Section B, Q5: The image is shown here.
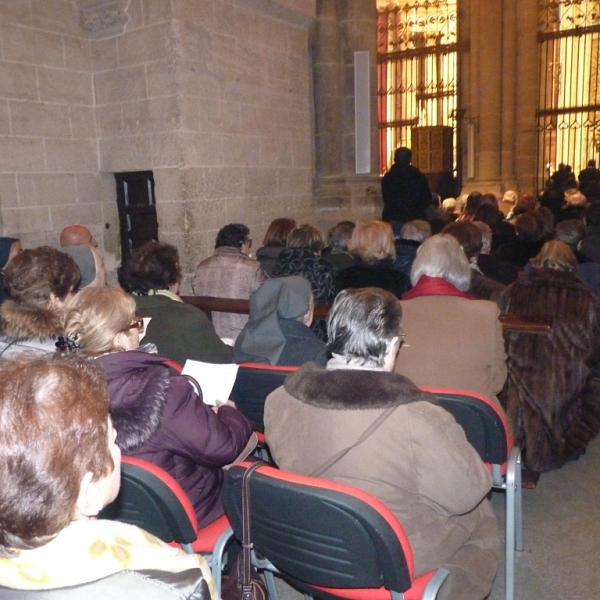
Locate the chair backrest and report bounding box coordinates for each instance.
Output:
[99,456,198,545]
[421,387,510,466]
[222,462,413,594]
[230,363,298,432]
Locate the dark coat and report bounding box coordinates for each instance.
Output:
[272,248,337,303]
[336,259,410,298]
[477,253,520,285]
[470,268,506,306]
[256,245,285,277]
[579,166,600,200]
[381,163,431,223]
[581,226,600,263]
[495,238,545,267]
[97,350,253,527]
[135,294,233,366]
[392,239,420,276]
[500,269,600,471]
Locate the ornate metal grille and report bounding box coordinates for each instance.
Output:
[537,0,600,188]
[377,0,458,175]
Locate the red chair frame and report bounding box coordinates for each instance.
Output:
[421,387,523,600]
[222,462,449,600]
[99,456,231,598]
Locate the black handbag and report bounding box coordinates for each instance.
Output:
[221,461,269,600]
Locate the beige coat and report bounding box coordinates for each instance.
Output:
[264,364,500,600]
[192,246,267,341]
[394,296,507,407]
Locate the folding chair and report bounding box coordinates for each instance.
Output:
[99,456,231,598]
[222,462,449,600]
[421,387,523,600]
[230,363,298,432]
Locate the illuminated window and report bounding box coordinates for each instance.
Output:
[538,0,600,186]
[377,0,458,176]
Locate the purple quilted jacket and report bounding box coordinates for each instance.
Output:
[96,350,253,527]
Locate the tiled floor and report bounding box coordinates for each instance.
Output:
[270,434,600,600]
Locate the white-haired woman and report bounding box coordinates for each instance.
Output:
[394,234,507,408]
[265,288,499,600]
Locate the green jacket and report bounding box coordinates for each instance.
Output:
[136,294,233,366]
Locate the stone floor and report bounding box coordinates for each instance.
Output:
[268,434,600,600]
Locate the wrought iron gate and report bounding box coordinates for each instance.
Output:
[376,0,458,176]
[537,0,600,188]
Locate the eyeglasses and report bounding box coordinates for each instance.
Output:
[129,317,144,333]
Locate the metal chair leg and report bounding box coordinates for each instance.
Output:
[211,526,234,600]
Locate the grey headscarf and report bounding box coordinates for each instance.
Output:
[61,246,95,288]
[234,276,312,365]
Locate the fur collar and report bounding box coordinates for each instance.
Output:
[97,352,171,452]
[0,300,62,340]
[283,362,437,410]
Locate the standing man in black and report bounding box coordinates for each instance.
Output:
[579,159,600,202]
[381,147,432,225]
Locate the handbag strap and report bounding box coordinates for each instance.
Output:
[309,405,398,478]
[241,460,267,600]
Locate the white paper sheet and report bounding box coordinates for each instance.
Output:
[182,360,239,406]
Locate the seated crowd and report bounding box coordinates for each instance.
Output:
[1,183,600,599]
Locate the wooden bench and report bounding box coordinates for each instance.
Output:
[182,295,552,334]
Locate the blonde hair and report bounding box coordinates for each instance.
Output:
[63,287,137,356]
[531,240,577,272]
[347,221,396,262]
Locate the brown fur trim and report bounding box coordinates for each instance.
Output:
[283,362,437,410]
[0,300,62,340]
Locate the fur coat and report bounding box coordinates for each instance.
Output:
[0,300,61,357]
[265,363,500,600]
[96,350,253,527]
[500,268,600,471]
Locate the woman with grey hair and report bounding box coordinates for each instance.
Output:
[394,234,507,407]
[264,287,500,600]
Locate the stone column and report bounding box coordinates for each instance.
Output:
[469,0,504,193]
[501,0,518,191]
[313,0,381,229]
[515,0,541,192]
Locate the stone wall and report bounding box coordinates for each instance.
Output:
[0,0,115,260]
[0,0,317,289]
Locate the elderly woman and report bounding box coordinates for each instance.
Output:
[501,240,600,472]
[265,288,499,600]
[62,286,253,528]
[0,246,80,356]
[0,354,214,598]
[394,234,507,408]
[193,223,267,342]
[272,223,337,303]
[119,241,232,366]
[234,276,327,367]
[336,220,410,297]
[256,217,296,276]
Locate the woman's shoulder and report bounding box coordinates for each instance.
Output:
[281,363,435,410]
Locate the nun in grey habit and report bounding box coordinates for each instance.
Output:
[233,276,328,367]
